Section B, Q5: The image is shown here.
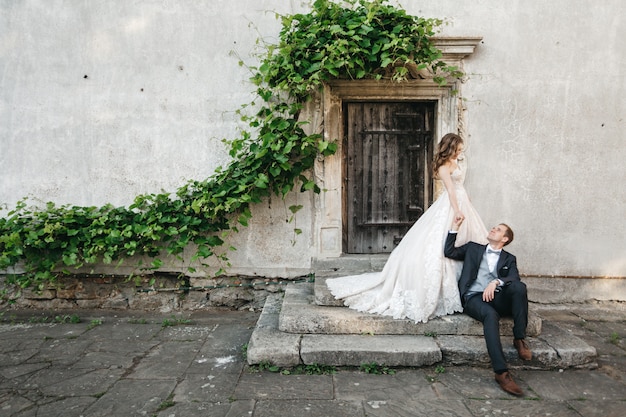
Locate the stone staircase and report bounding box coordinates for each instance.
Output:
[246,256,598,369]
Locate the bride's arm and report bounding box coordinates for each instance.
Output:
[438,164,463,220]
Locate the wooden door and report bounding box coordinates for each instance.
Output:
[344,101,435,253]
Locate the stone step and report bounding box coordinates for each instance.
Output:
[282,281,542,337]
[312,254,389,276]
[314,273,351,307]
[246,290,598,369]
[301,334,442,367]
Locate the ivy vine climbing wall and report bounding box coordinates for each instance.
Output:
[0,0,461,293]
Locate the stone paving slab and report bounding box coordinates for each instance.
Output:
[252,399,364,417]
[32,396,97,417]
[0,362,48,381]
[520,369,626,401]
[0,322,90,339]
[172,371,241,403]
[33,367,125,397]
[0,309,260,417]
[154,401,233,417]
[433,366,527,399]
[234,372,334,400]
[82,379,178,417]
[364,398,474,417]
[539,322,599,367]
[333,369,462,401]
[464,399,579,417]
[0,307,623,417]
[85,322,164,341]
[128,340,204,379]
[567,399,626,417]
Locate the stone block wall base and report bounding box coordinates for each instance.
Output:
[0,274,295,313]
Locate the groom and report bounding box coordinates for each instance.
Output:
[444,217,532,396]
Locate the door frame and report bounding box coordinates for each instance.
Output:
[312,37,482,259]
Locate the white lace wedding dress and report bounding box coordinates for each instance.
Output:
[326,166,488,323]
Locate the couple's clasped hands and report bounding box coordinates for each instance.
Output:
[452,212,465,230]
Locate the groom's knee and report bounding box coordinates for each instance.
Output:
[507,280,527,297]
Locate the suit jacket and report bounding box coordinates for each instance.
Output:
[444,232,521,306]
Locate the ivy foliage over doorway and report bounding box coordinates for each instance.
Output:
[0,0,462,291]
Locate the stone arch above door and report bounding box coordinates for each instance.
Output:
[311,37,482,259]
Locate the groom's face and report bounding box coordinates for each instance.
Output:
[488,225,509,246]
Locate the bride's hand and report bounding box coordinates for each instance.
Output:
[452,214,464,230]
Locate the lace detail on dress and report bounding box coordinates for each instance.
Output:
[326,168,488,323]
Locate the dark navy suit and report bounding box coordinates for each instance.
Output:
[444,232,528,372]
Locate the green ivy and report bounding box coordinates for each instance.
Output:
[0,0,461,291]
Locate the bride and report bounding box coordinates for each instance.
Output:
[326,133,488,323]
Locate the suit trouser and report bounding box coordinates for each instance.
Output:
[463,281,529,372]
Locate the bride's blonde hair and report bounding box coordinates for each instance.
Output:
[433,133,463,178]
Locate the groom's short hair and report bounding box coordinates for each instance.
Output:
[500,223,514,246]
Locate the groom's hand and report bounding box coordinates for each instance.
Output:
[451,216,464,231]
[482,280,498,302]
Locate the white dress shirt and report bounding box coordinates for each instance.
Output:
[486,245,501,273]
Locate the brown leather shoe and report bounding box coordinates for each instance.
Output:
[495,371,524,396]
[514,338,532,361]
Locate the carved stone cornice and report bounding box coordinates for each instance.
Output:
[431,36,483,63]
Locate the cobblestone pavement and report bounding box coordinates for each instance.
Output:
[0,302,625,417]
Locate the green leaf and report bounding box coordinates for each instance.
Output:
[195,245,212,258]
[269,165,281,177]
[302,180,316,191]
[207,235,225,247]
[254,174,269,189]
[191,199,202,214]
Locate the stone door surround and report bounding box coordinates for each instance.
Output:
[314,37,482,258]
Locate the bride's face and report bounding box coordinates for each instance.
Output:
[453,145,464,159]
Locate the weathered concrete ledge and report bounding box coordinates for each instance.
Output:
[312,256,626,303]
[522,276,626,303]
[282,282,542,337]
[245,292,301,367]
[301,334,442,367]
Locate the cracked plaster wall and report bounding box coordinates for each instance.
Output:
[1,1,624,282]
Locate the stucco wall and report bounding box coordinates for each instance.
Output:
[402,1,626,278]
[1,1,625,282]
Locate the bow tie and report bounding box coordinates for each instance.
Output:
[487,248,501,255]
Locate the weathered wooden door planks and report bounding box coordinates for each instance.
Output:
[344,101,435,253]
